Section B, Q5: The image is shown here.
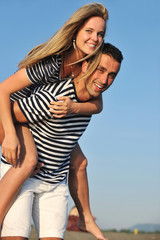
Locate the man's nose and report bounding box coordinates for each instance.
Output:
[101,75,108,85]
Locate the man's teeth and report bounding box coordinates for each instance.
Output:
[95,83,103,89]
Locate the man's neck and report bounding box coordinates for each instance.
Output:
[73,76,90,102]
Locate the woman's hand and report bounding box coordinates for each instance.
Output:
[1,133,21,167]
[48,96,79,118]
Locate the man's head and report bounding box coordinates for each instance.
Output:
[75,43,123,101]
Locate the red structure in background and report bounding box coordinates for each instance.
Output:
[66,206,80,231]
[67,215,80,231]
[66,206,96,232]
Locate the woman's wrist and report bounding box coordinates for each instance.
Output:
[3,124,16,136]
[74,102,79,114]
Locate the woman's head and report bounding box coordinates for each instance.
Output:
[75,16,106,57]
[66,3,108,55]
[19,3,108,68]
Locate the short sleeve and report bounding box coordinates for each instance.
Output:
[25,55,62,85]
[17,85,56,123]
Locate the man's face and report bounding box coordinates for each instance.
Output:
[85,54,120,98]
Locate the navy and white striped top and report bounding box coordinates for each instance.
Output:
[1,55,91,184]
[17,79,91,183]
[10,54,62,102]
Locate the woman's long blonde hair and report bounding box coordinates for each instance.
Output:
[18,3,108,69]
[78,44,103,82]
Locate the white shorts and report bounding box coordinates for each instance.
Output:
[0,162,69,239]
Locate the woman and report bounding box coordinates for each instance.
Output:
[0,3,108,240]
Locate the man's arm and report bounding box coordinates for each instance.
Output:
[69,144,107,240]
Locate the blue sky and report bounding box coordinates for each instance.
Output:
[0,0,160,230]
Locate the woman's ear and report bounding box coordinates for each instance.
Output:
[81,61,88,74]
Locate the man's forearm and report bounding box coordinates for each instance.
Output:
[69,144,92,219]
[69,144,107,239]
[69,160,91,218]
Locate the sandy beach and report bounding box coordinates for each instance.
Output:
[29,227,160,240]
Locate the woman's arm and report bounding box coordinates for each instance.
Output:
[76,95,103,114]
[0,69,32,164]
[48,94,103,118]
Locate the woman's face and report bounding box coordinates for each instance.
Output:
[75,16,105,57]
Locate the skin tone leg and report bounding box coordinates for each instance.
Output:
[69,144,108,240]
[1,238,62,240]
[0,124,37,226]
[1,238,28,240]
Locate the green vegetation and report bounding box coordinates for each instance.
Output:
[102,229,160,234]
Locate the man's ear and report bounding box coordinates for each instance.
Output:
[82,61,88,74]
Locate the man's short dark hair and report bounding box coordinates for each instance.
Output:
[102,43,123,63]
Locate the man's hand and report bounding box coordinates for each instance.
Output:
[30,162,44,177]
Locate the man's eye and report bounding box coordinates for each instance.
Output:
[109,74,116,80]
[98,68,104,73]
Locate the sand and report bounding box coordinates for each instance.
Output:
[29,227,160,240]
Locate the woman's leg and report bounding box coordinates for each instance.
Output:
[1,237,27,240]
[0,124,38,226]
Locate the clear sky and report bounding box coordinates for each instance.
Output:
[0,0,160,230]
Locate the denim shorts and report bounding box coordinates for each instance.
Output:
[1,162,69,239]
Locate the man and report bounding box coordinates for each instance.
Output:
[0,43,123,240]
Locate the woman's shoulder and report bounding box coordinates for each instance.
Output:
[44,54,62,80]
[25,54,62,85]
[43,54,62,68]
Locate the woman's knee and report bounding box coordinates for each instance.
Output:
[22,151,38,171]
[16,124,38,170]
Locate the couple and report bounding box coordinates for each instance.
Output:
[0,3,123,240]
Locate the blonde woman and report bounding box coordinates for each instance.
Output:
[0,3,108,240]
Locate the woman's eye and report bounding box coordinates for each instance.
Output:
[98,32,104,38]
[86,29,92,33]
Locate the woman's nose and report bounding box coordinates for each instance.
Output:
[91,32,98,42]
